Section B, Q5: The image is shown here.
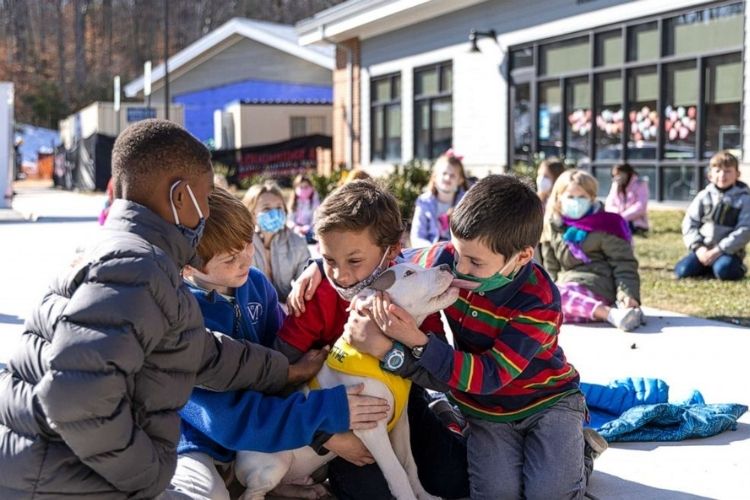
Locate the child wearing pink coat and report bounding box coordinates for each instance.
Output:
[605,164,649,234]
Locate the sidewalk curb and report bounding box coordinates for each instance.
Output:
[0,208,32,222]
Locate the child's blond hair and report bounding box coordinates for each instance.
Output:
[242,181,287,215]
[547,169,599,219]
[198,187,255,265]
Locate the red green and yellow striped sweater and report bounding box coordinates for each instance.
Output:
[404,243,581,422]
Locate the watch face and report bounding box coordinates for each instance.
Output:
[385,349,405,370]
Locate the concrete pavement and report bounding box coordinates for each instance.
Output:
[560,309,750,499]
[1,184,748,498]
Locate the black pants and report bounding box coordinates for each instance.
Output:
[328,385,470,499]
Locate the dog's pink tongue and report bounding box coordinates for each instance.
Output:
[451,278,480,290]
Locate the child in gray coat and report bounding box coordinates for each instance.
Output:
[676,150,750,281]
[0,119,324,499]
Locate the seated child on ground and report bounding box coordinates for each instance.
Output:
[675,150,749,281]
[279,180,470,500]
[542,169,643,331]
[0,119,306,499]
[242,181,310,304]
[171,187,388,500]
[289,173,320,243]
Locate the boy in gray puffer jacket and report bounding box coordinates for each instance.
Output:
[676,150,750,281]
[0,119,326,499]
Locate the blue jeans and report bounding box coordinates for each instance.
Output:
[674,251,746,281]
[466,392,590,500]
[327,385,469,499]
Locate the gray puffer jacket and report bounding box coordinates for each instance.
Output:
[0,200,289,499]
[682,181,750,257]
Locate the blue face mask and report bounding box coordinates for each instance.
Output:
[561,197,592,220]
[169,180,206,249]
[257,208,286,233]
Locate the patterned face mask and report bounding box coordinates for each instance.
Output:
[328,247,390,301]
[257,208,286,233]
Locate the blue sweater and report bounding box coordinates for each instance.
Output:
[178,268,349,462]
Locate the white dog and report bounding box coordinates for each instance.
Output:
[235,263,461,500]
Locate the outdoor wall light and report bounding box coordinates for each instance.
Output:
[468,29,498,52]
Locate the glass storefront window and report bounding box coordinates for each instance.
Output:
[593,166,613,197]
[432,98,453,158]
[511,47,534,70]
[627,22,658,62]
[538,81,562,158]
[595,72,623,160]
[704,53,742,159]
[664,3,743,57]
[595,30,623,67]
[566,77,591,163]
[512,82,532,160]
[506,3,742,202]
[414,62,452,160]
[371,74,401,161]
[415,69,439,96]
[372,107,385,160]
[386,105,402,159]
[663,166,698,201]
[664,61,698,160]
[539,37,590,76]
[627,67,658,159]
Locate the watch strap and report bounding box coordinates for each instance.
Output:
[310,431,332,456]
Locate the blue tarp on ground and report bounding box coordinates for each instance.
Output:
[173,79,332,143]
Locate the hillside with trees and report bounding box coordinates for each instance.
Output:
[0,0,343,129]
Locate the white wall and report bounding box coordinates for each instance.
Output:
[230,104,332,147]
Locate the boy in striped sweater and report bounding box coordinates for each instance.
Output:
[341,175,597,499]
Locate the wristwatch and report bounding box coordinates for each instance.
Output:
[381,342,406,372]
[310,431,332,456]
[411,333,431,360]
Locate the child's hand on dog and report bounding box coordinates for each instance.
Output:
[287,346,329,384]
[342,309,393,359]
[323,432,375,466]
[346,383,390,430]
[367,291,428,348]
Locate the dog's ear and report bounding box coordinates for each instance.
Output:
[370,269,396,291]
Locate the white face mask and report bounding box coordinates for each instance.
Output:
[537,176,553,194]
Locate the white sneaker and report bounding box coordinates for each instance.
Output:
[607,307,641,331]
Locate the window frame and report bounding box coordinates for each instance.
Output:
[507,0,743,201]
[413,61,453,160]
[370,72,402,162]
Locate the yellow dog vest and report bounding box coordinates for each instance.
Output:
[310,338,411,432]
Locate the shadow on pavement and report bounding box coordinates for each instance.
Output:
[587,471,715,500]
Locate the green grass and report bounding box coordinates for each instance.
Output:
[635,210,750,326]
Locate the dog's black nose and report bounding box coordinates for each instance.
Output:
[438,263,451,272]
